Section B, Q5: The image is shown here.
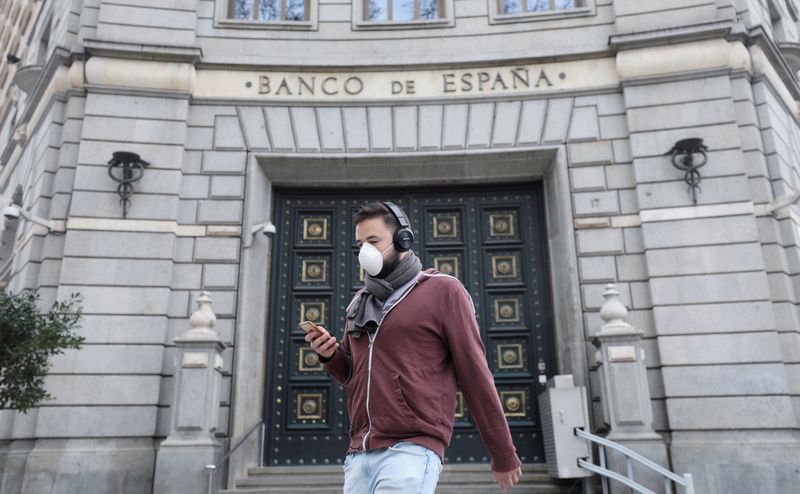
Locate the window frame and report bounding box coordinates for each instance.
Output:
[352,0,455,30]
[488,0,594,25]
[216,0,318,30]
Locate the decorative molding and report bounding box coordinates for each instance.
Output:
[574,214,641,230]
[83,39,203,63]
[572,205,756,228]
[66,217,208,237]
[616,39,751,82]
[609,20,735,51]
[638,201,754,223]
[84,57,196,94]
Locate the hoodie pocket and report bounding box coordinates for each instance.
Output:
[371,371,420,435]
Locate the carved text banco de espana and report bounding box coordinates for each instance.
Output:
[256,67,556,97]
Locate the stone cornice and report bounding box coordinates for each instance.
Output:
[84,57,196,94]
[609,20,736,51]
[615,38,751,82]
[615,35,799,119]
[746,27,800,100]
[82,39,203,64]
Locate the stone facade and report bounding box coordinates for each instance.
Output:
[1,0,800,493]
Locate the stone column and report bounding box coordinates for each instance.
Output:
[154,292,225,494]
[592,284,668,492]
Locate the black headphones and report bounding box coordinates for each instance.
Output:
[383,201,415,252]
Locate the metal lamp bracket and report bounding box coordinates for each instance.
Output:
[664,138,708,204]
[107,151,150,219]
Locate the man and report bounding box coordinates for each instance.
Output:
[306,201,522,493]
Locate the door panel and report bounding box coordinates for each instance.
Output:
[264,185,554,466]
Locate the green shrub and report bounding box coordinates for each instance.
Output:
[0,290,84,413]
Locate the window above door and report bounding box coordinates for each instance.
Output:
[353,0,455,29]
[489,0,593,24]
[220,0,317,29]
[219,0,591,30]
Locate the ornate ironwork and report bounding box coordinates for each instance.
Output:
[500,390,527,417]
[434,256,459,278]
[302,217,329,241]
[492,255,518,279]
[300,301,326,325]
[299,347,323,372]
[300,259,328,283]
[489,213,515,237]
[497,343,524,369]
[107,151,149,219]
[495,298,520,323]
[295,392,324,420]
[432,213,459,239]
[665,138,708,204]
[266,188,553,466]
[454,391,465,419]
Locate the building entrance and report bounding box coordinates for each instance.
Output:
[264,185,554,466]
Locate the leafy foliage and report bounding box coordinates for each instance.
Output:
[0,290,84,413]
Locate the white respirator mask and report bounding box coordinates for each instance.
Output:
[358,242,393,277]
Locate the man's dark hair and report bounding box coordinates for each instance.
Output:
[353,202,405,231]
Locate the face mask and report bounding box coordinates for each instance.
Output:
[358,242,393,277]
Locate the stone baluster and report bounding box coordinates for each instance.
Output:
[154,291,225,494]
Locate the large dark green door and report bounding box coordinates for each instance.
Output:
[264,184,554,466]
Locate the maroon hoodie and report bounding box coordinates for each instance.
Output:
[322,268,522,473]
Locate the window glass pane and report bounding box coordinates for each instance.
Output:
[392,0,415,21]
[232,0,254,19]
[526,0,550,12]
[502,0,522,15]
[368,0,388,21]
[257,0,280,20]
[419,0,439,19]
[556,0,576,8]
[286,0,306,20]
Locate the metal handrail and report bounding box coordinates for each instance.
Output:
[575,427,694,494]
[206,420,265,494]
[578,458,657,494]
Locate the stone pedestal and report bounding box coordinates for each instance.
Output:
[592,284,668,493]
[154,292,225,494]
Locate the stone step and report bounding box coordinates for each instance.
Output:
[222,485,574,494]
[238,471,553,487]
[221,463,576,493]
[245,463,550,477]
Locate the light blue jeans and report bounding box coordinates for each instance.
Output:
[343,442,443,494]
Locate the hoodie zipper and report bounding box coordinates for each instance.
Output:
[361,276,421,451]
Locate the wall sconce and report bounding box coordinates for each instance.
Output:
[664,138,708,204]
[107,151,149,219]
[11,65,43,94]
[8,51,44,94]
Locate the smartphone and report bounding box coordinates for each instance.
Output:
[298,320,322,336]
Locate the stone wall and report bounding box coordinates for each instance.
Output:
[1,0,800,493]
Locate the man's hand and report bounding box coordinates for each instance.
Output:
[305,325,339,359]
[493,466,521,492]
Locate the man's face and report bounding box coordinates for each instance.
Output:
[355,216,399,278]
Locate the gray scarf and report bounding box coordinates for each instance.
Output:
[346,251,422,337]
